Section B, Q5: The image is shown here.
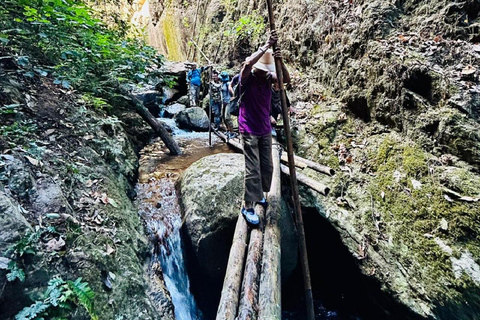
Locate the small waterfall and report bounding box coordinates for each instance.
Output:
[153,204,201,320]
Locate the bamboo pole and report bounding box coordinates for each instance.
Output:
[265,0,315,318]
[187,0,202,60]
[216,215,249,320]
[237,205,264,320]
[190,38,212,64]
[281,164,330,196]
[281,154,335,176]
[258,140,282,319]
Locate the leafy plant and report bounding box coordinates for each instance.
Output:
[1,0,166,105]
[15,276,98,320]
[5,226,57,282]
[234,12,265,42]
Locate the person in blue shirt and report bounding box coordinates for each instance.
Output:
[187,63,202,107]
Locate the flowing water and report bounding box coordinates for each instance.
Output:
[136,121,232,319]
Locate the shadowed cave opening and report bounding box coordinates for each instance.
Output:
[182,205,427,320]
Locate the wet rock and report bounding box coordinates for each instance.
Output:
[175,107,209,131]
[176,95,190,106]
[133,90,162,117]
[1,154,35,201]
[163,103,186,118]
[179,154,297,298]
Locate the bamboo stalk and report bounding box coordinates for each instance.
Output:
[281,154,334,176]
[281,164,330,196]
[258,140,282,319]
[237,205,264,320]
[265,0,315,317]
[216,214,249,320]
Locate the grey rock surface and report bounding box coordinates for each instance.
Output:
[175,107,209,131]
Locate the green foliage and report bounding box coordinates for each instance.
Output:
[6,226,57,282]
[234,12,265,42]
[1,0,166,101]
[15,276,97,320]
[6,260,26,282]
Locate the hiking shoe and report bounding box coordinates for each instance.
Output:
[256,198,268,210]
[226,132,237,140]
[241,208,260,225]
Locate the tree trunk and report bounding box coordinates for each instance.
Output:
[258,140,282,319]
[216,214,249,320]
[237,205,264,320]
[122,89,182,155]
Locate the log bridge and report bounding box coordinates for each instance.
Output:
[215,132,333,319]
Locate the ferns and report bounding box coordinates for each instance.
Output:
[15,276,98,320]
[68,277,97,320]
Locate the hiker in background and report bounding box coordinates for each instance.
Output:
[239,30,290,225]
[220,71,231,128]
[225,73,240,139]
[209,70,223,130]
[187,63,202,107]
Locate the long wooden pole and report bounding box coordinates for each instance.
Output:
[237,206,264,320]
[216,215,249,320]
[258,140,282,318]
[265,0,315,318]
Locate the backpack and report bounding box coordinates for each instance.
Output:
[229,81,248,116]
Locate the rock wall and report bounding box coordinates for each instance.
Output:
[145,0,480,319]
[0,69,173,319]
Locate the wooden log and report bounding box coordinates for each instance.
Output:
[258,140,282,319]
[237,205,264,320]
[216,214,249,320]
[281,153,334,176]
[217,131,330,196]
[281,164,330,196]
[120,88,182,155]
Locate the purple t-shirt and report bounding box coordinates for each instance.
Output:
[238,72,272,136]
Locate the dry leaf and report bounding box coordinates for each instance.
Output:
[46,237,65,252]
[462,65,476,76]
[25,156,39,166]
[45,129,56,136]
[106,244,115,255]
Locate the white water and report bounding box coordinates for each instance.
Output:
[156,217,201,320]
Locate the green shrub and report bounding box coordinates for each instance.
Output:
[1,0,166,100]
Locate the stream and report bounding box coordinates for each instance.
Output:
[134,117,378,319]
[135,122,231,320]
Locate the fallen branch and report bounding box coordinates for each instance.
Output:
[121,88,182,155]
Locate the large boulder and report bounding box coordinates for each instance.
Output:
[176,95,190,107]
[175,107,209,131]
[179,153,297,314]
[163,103,186,118]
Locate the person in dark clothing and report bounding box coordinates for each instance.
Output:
[239,30,290,225]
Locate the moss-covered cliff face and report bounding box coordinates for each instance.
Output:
[0,56,174,320]
[141,0,480,318]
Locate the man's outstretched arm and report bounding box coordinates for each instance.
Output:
[240,30,278,85]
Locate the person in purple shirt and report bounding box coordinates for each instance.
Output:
[239,30,290,225]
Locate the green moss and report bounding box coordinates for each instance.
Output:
[365,136,480,303]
